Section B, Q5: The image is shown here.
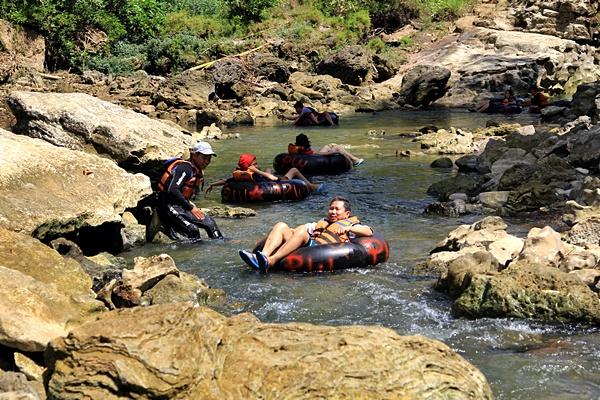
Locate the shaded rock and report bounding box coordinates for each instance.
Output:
[0,129,151,246]
[430,157,453,168]
[453,262,600,323]
[397,65,450,107]
[316,45,373,86]
[436,251,499,298]
[423,200,467,217]
[427,174,486,201]
[0,372,41,400]
[455,154,479,172]
[567,123,600,170]
[7,91,194,179]
[45,303,493,399]
[506,181,558,212]
[212,59,249,100]
[251,53,290,83]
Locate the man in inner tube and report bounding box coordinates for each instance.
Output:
[147,141,223,242]
[239,196,373,272]
[293,101,339,126]
[205,153,325,193]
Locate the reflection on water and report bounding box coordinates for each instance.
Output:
[123,109,600,399]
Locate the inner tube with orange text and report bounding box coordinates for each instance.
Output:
[254,233,389,273]
[221,179,311,203]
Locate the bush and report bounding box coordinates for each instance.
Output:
[81,41,148,75]
[146,33,211,73]
[224,0,279,23]
[162,11,226,37]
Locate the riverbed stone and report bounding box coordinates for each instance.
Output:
[478,191,510,209]
[432,216,509,253]
[419,128,474,154]
[453,261,600,323]
[45,303,493,399]
[0,371,42,400]
[427,173,486,200]
[122,254,180,293]
[7,91,195,178]
[142,272,225,306]
[0,129,151,242]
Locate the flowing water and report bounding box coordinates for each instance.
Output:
[124,109,600,399]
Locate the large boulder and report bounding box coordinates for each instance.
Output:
[7,91,195,178]
[153,69,214,108]
[453,261,600,323]
[316,45,373,86]
[398,27,600,108]
[0,228,104,352]
[45,303,493,399]
[513,0,599,44]
[397,65,451,107]
[0,129,151,245]
[0,19,45,82]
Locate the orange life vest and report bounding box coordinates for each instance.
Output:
[232,169,255,182]
[313,216,360,245]
[288,143,315,155]
[158,159,203,200]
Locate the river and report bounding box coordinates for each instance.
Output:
[123,109,600,399]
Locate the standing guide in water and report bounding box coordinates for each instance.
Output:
[239,196,373,272]
[147,141,223,241]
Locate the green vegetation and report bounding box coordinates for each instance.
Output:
[0,0,474,75]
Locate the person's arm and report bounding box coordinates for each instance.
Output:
[249,165,278,181]
[205,179,227,194]
[348,224,373,237]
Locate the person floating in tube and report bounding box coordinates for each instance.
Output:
[293,101,339,126]
[238,196,373,272]
[205,153,326,194]
[289,133,364,167]
[147,141,223,242]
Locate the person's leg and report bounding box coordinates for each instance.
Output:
[265,225,310,266]
[323,112,334,125]
[318,145,361,165]
[283,167,318,189]
[192,213,223,239]
[261,222,295,256]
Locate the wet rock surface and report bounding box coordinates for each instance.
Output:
[45,303,493,400]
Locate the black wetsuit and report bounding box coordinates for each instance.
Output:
[158,160,223,240]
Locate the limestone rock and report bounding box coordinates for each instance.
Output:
[0,229,103,352]
[436,251,499,298]
[453,262,600,323]
[122,254,180,292]
[419,128,474,154]
[7,91,194,178]
[142,272,225,306]
[316,45,373,86]
[0,372,41,400]
[517,226,567,268]
[0,129,151,241]
[45,303,493,399]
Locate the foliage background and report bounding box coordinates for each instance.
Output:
[0,0,474,74]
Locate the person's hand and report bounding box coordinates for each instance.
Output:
[329,223,349,235]
[205,184,214,195]
[191,207,205,220]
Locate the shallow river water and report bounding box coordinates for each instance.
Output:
[124,109,600,399]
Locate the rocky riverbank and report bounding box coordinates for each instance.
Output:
[1,0,600,398]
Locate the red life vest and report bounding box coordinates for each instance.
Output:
[313,216,360,244]
[288,143,315,155]
[158,159,203,200]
